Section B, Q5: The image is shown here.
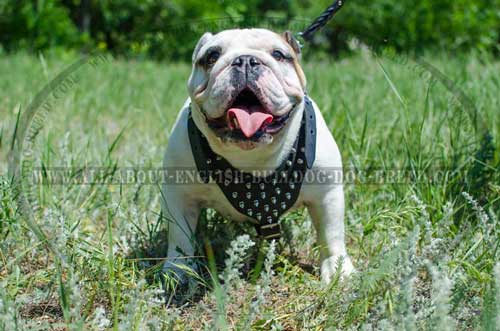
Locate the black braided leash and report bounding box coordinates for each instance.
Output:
[298,0,346,43]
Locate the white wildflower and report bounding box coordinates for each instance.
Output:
[248,240,276,320]
[462,192,494,244]
[0,283,19,331]
[429,266,454,331]
[410,195,432,248]
[220,234,255,289]
[90,306,110,330]
[410,194,430,221]
[462,192,489,224]
[441,201,454,226]
[400,276,417,331]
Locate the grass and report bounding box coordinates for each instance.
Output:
[0,49,499,330]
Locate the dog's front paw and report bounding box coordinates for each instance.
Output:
[162,259,200,304]
[320,255,356,284]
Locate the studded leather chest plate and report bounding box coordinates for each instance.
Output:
[187,96,317,240]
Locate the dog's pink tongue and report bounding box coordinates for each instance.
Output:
[227,107,273,138]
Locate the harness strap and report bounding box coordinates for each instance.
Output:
[188,96,316,240]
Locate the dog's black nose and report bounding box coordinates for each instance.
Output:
[232,55,261,67]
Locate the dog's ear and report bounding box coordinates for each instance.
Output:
[282,31,302,57]
[192,32,213,62]
[282,31,306,88]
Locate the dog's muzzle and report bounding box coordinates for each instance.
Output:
[203,55,295,141]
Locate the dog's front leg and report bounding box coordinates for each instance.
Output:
[307,185,355,283]
[162,194,200,286]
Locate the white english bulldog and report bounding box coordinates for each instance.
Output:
[162,28,354,286]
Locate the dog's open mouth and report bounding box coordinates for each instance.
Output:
[206,89,291,140]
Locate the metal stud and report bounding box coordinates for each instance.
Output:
[216,155,222,161]
[291,147,296,154]
[206,158,212,164]
[254,200,259,207]
[239,201,245,208]
[289,183,295,189]
[271,197,277,204]
[285,192,291,200]
[267,216,273,223]
[256,213,262,221]
[234,177,239,184]
[232,192,238,198]
[281,202,287,210]
[293,171,298,179]
[281,171,287,178]
[264,204,270,212]
[272,178,277,185]
[247,209,253,216]
[246,182,251,189]
[297,158,303,165]
[286,160,292,167]
[273,209,279,217]
[260,192,266,199]
[246,192,252,199]
[300,147,305,153]
[275,187,281,195]
[259,183,265,190]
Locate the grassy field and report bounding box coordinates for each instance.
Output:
[0,50,499,330]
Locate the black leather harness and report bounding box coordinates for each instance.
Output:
[187,96,317,240]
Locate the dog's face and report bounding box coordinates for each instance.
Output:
[188,29,306,150]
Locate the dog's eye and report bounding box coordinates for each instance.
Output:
[271,50,286,61]
[206,50,220,66]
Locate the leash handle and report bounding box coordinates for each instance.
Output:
[297,0,346,43]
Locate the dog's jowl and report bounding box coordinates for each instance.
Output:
[162,28,354,286]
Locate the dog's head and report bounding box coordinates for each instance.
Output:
[188,28,306,151]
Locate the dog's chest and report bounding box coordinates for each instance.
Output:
[186,96,316,233]
[186,183,305,222]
